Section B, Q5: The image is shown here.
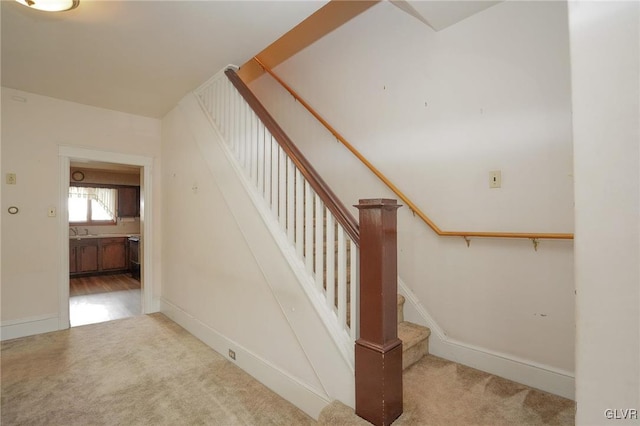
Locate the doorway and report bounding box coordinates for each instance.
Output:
[58,146,156,330]
[67,161,143,327]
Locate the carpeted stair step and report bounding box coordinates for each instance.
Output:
[398,321,430,371]
[397,294,405,324]
[397,293,430,369]
[397,292,430,370]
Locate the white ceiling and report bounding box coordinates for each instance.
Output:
[2,0,500,119]
[391,0,501,31]
[1,0,328,118]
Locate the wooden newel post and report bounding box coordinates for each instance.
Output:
[355,198,402,426]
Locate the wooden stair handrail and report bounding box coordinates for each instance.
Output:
[225,68,360,245]
[250,58,574,241]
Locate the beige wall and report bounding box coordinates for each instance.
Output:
[569,1,640,423]
[1,87,161,329]
[249,0,575,397]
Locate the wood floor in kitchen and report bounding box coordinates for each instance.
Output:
[69,274,141,327]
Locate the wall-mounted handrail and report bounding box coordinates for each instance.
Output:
[250,58,574,241]
[225,68,360,244]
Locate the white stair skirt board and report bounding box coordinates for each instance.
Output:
[398,278,575,400]
[160,299,330,420]
[1,314,59,341]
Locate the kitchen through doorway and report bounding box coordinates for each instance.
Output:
[67,161,143,327]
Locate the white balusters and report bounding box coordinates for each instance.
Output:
[263,133,272,205]
[349,240,359,339]
[196,70,358,343]
[336,225,346,325]
[295,169,304,259]
[314,194,324,292]
[304,181,314,275]
[234,90,242,157]
[252,109,258,178]
[240,102,248,170]
[278,147,287,231]
[222,79,229,138]
[325,211,335,311]
[270,137,279,217]
[257,124,265,194]
[286,157,295,245]
[232,90,238,155]
[217,80,223,129]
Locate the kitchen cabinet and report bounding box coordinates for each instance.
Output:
[101,238,128,271]
[118,186,140,218]
[70,237,129,276]
[70,245,77,274]
[70,239,99,275]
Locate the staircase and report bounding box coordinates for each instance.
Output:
[314,196,431,371]
[196,66,430,424]
[321,212,429,370]
[397,294,431,370]
[191,65,579,426]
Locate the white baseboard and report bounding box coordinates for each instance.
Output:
[398,279,575,400]
[1,314,59,341]
[160,299,331,419]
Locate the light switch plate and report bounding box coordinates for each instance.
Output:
[6,173,16,185]
[489,171,501,188]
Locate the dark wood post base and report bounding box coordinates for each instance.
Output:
[355,198,403,426]
[355,338,403,426]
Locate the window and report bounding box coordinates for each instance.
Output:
[68,186,117,225]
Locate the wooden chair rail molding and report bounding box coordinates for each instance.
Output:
[225,68,360,244]
[250,58,574,243]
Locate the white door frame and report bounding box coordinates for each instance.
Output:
[58,146,157,329]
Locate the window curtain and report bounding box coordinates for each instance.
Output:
[69,187,117,218]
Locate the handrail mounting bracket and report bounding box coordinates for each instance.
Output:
[531,238,539,251]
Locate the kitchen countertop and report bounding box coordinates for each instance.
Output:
[69,233,140,240]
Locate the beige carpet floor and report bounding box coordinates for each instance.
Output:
[319,355,575,426]
[2,313,575,426]
[1,313,314,425]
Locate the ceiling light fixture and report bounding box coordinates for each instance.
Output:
[15,0,79,12]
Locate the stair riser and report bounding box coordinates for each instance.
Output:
[403,340,429,370]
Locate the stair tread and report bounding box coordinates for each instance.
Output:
[397,294,405,324]
[398,321,431,351]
